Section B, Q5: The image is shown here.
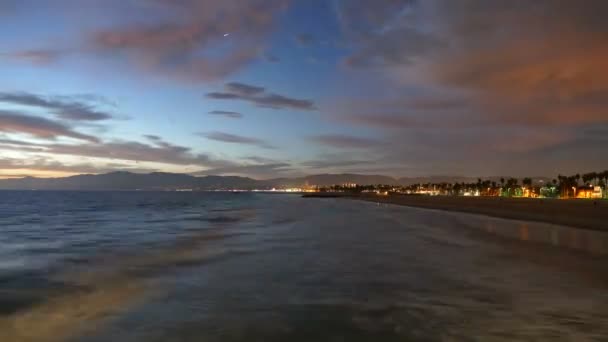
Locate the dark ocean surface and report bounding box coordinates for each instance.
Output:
[0,191,606,341]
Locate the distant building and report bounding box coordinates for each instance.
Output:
[576,185,603,199]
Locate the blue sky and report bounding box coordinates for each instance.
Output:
[1,0,607,178]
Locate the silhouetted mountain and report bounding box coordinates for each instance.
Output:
[0,172,260,190]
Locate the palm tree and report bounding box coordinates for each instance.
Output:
[569,175,579,198]
[601,170,608,198]
[582,172,596,186]
[557,174,566,197]
[504,178,518,197]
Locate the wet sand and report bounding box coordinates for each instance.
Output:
[338,194,608,232]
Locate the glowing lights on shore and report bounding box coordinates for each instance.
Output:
[174,181,605,200]
[576,186,603,199]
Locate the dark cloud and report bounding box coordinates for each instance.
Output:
[143,134,162,142]
[583,126,608,141]
[0,92,113,121]
[206,82,316,111]
[0,157,156,174]
[329,0,608,175]
[242,155,278,164]
[253,94,316,110]
[206,93,241,100]
[301,159,369,169]
[195,163,291,178]
[48,141,215,166]
[308,134,383,149]
[225,82,265,96]
[294,33,315,46]
[0,110,99,142]
[56,109,111,122]
[0,136,241,171]
[338,0,608,125]
[208,110,243,119]
[201,131,276,149]
[1,49,62,65]
[0,135,291,177]
[90,0,287,82]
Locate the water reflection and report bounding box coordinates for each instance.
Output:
[0,193,606,341]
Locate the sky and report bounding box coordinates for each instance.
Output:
[0,0,607,179]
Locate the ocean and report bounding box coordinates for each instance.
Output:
[0,191,606,341]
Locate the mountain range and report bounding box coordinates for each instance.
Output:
[0,172,548,190]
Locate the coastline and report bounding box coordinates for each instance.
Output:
[305,193,608,232]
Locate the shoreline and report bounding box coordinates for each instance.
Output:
[305,193,608,232]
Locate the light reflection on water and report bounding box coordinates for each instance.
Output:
[0,192,607,341]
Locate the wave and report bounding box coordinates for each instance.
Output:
[0,227,254,342]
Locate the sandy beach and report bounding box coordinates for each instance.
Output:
[306,193,608,232]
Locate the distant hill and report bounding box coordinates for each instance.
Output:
[0,172,260,190]
[0,172,552,190]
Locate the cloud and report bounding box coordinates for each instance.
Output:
[1,49,62,65]
[242,155,278,164]
[337,0,608,126]
[308,134,383,149]
[0,135,294,177]
[143,134,162,142]
[253,94,316,110]
[225,82,265,96]
[200,131,276,149]
[206,82,316,111]
[195,162,291,178]
[0,135,244,171]
[294,33,315,46]
[345,27,441,68]
[205,93,241,100]
[0,138,47,152]
[0,157,156,175]
[90,0,287,82]
[327,0,608,176]
[583,126,608,141]
[301,159,369,169]
[263,53,280,63]
[49,141,214,166]
[0,110,99,142]
[208,110,243,119]
[0,92,113,121]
